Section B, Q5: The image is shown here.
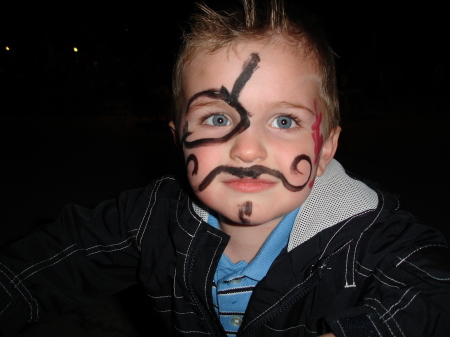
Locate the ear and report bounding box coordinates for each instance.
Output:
[168,121,179,146]
[316,126,341,177]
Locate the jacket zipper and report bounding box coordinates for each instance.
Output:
[239,271,321,337]
[186,230,229,337]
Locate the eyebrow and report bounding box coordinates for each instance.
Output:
[273,101,315,115]
[186,92,316,116]
[185,89,223,115]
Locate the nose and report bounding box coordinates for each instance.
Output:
[229,128,267,164]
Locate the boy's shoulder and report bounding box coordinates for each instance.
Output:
[122,175,189,205]
[288,160,448,281]
[113,175,191,231]
[123,174,203,219]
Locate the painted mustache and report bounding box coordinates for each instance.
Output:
[197,155,312,192]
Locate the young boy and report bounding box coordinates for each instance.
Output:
[1,1,449,336]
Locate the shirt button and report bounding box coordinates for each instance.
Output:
[230,278,242,284]
[231,316,243,327]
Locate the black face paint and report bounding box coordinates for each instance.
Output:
[197,155,312,192]
[182,53,260,149]
[183,53,313,191]
[290,154,312,174]
[238,201,252,223]
[186,154,198,176]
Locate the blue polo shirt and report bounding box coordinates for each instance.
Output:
[208,207,299,336]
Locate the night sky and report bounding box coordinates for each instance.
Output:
[2,1,448,113]
[3,1,448,85]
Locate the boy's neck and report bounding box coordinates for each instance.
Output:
[219,216,282,264]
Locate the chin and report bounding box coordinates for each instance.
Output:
[222,211,282,227]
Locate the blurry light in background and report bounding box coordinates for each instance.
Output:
[73,47,78,52]
[5,46,10,51]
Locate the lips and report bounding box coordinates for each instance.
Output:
[223,177,277,192]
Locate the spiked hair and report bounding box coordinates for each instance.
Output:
[172,0,339,137]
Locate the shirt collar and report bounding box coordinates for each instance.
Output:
[208,207,299,282]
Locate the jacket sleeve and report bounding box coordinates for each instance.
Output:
[325,242,450,337]
[0,187,147,336]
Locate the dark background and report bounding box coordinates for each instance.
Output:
[1,1,449,335]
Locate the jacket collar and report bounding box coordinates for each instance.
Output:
[288,159,378,251]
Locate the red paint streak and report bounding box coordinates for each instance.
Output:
[311,101,324,165]
[308,177,315,189]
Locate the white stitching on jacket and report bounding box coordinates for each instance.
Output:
[176,189,194,238]
[318,210,373,261]
[182,198,203,288]
[85,241,133,256]
[12,244,77,281]
[379,287,412,320]
[205,231,222,310]
[356,261,372,272]
[364,297,405,336]
[147,294,171,299]
[344,245,354,288]
[355,262,406,288]
[173,267,183,299]
[355,269,371,278]
[21,238,134,282]
[137,177,163,244]
[0,280,12,316]
[173,325,211,334]
[367,314,383,337]
[363,302,400,337]
[138,177,170,247]
[263,322,317,334]
[0,266,37,322]
[396,244,448,267]
[385,291,420,323]
[242,273,314,331]
[376,268,406,286]
[400,260,450,281]
[349,194,384,287]
[336,319,349,337]
[373,274,400,289]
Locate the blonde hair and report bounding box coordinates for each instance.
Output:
[172,0,340,137]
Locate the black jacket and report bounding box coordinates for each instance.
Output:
[1,160,450,336]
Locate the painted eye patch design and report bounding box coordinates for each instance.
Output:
[182,53,260,149]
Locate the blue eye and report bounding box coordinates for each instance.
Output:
[204,114,230,126]
[272,116,294,129]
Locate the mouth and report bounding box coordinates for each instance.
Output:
[222,177,277,193]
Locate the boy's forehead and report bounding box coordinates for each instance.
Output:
[180,40,321,109]
[185,39,314,73]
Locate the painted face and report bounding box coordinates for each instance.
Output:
[178,41,329,228]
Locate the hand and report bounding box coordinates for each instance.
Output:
[318,334,336,337]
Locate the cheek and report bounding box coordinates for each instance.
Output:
[272,139,317,187]
[184,147,223,180]
[276,140,314,168]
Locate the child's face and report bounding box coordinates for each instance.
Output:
[171,41,339,227]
